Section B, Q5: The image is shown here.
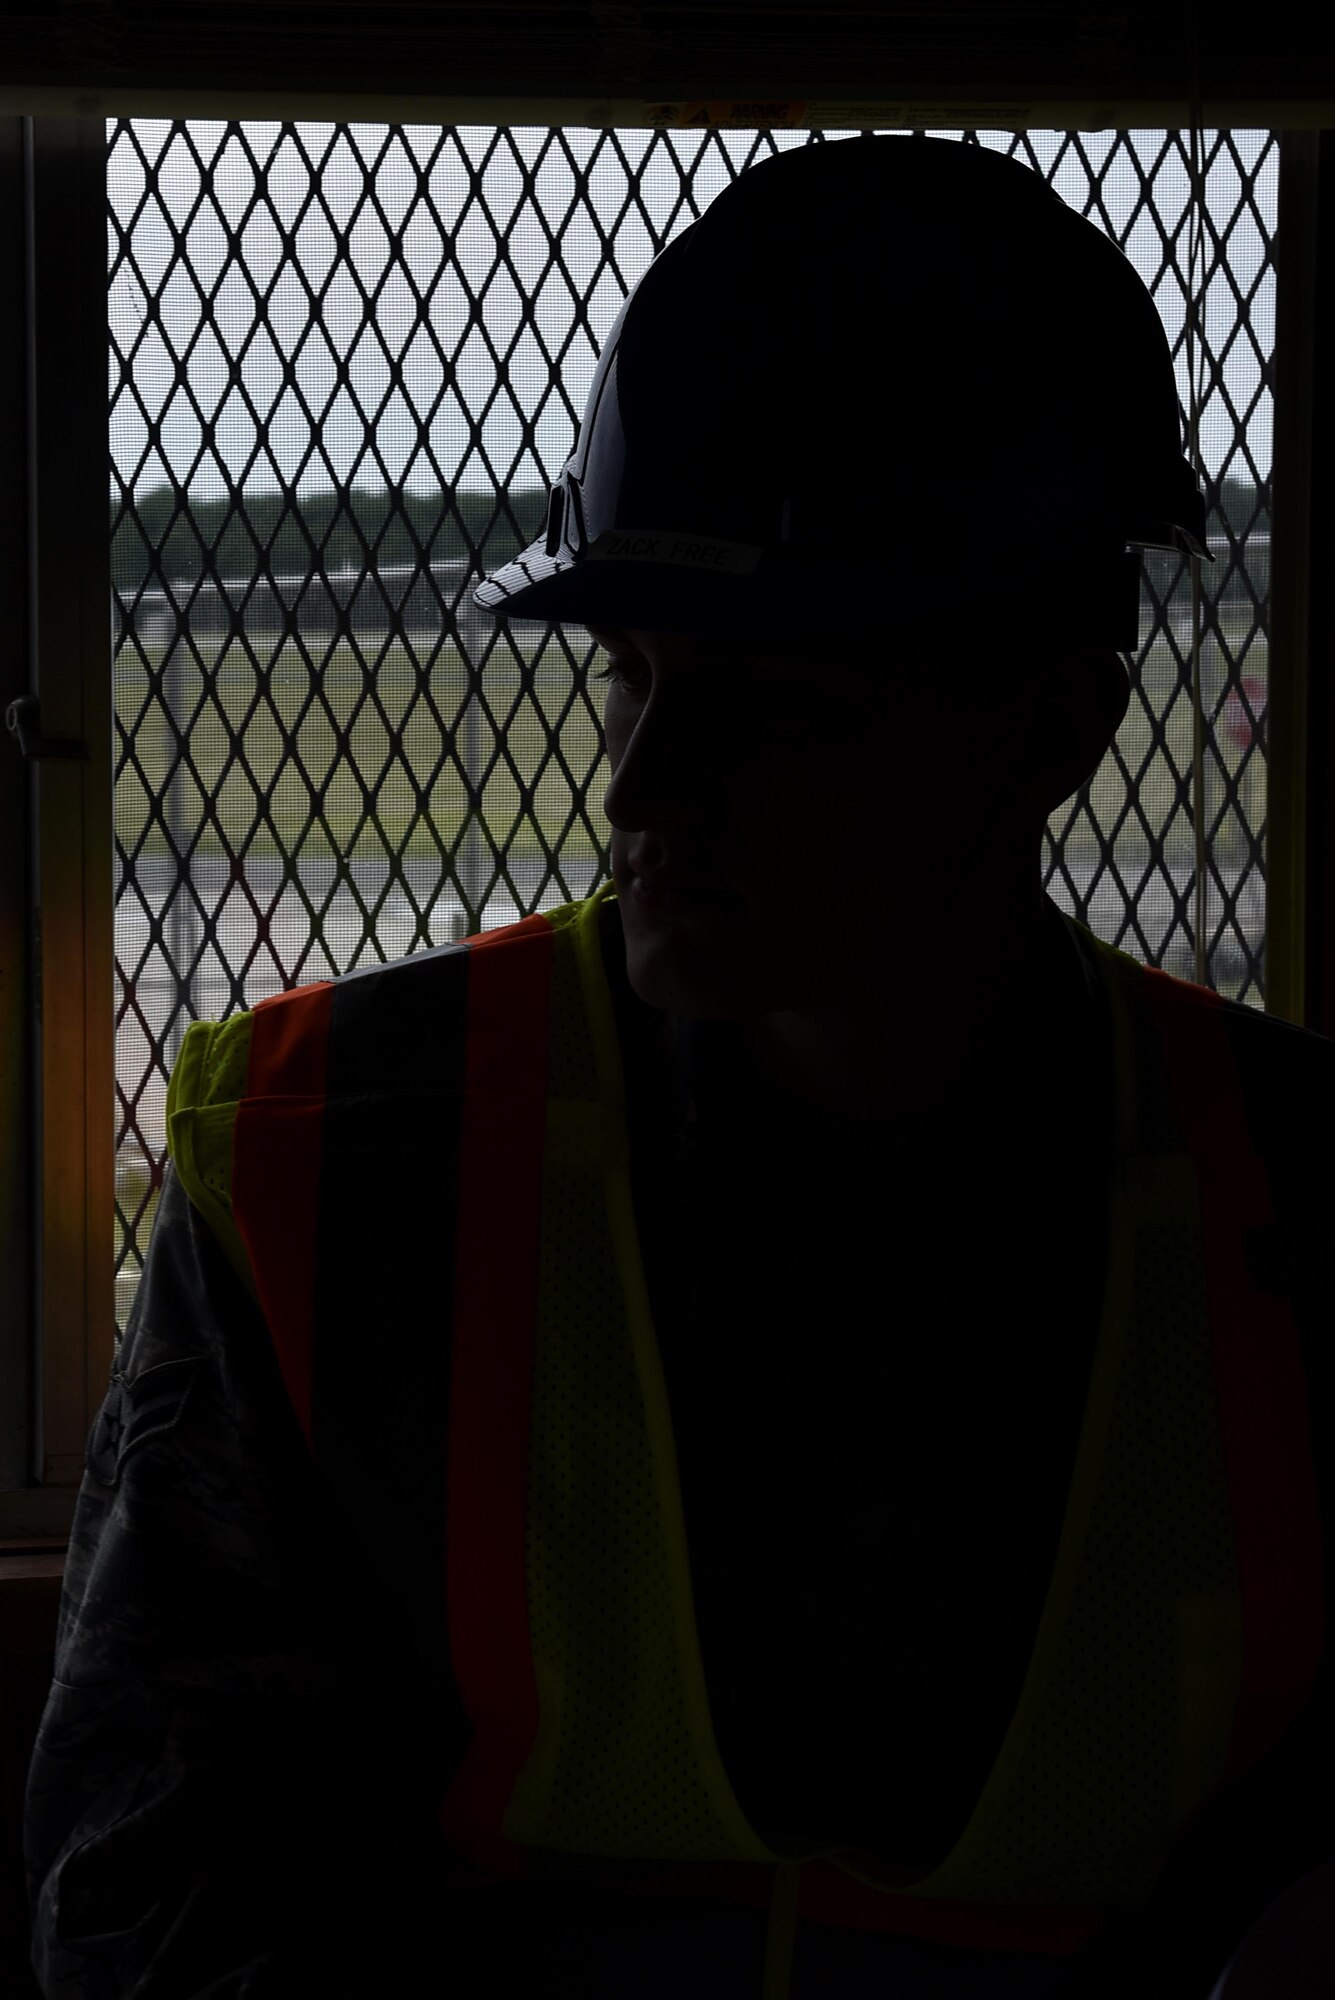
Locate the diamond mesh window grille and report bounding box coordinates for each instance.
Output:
[108,120,1277,1338]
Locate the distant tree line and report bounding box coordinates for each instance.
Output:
[110,472,1267,596]
[111,483,550,593]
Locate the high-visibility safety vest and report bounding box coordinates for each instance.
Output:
[164,877,1326,1998]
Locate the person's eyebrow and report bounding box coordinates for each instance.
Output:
[583,624,831,680]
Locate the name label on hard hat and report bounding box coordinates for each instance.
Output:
[586,529,763,574]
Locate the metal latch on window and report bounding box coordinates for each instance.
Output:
[5,696,89,762]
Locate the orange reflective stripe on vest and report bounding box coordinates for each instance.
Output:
[227,919,559,1886]
[232,978,334,1453]
[440,912,553,1881]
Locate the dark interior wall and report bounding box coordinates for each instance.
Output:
[2,1559,64,1999]
[0,1,1332,117]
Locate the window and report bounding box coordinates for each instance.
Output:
[106,120,1277,1344]
[5,108,1322,1529]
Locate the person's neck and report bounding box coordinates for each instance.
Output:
[736,896,1072,1131]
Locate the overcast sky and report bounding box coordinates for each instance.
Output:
[107,121,1276,511]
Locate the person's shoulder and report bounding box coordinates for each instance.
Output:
[1154,984,1335,1282]
[1164,971,1335,1153]
[1072,909,1332,1067]
[167,1006,258,1117]
[173,892,604,1104]
[321,891,597,1043]
[1208,988,1335,1131]
[1067,911,1335,1154]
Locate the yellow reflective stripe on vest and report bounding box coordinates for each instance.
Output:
[165,1011,259,1304]
[504,879,776,1863]
[873,936,1243,1906]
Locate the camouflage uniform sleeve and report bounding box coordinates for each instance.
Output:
[22,1162,459,1998]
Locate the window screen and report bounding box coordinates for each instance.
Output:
[109,121,1276,1337]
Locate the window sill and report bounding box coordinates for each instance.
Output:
[0,1543,66,1580]
[0,1544,65,1659]
[0,1487,77,1542]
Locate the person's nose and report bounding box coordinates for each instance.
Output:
[602,689,728,832]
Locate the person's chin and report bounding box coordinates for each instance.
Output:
[621,925,756,1021]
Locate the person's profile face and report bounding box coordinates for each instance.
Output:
[588,620,999,1023]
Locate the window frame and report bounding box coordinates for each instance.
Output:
[1,116,114,1541]
[0,105,1330,1554]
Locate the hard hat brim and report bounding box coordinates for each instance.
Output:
[473,527,797,636]
[472,523,1168,654]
